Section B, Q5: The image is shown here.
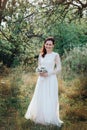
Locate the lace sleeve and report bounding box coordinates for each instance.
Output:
[38,54,41,67]
[48,53,62,76]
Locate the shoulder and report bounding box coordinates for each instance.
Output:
[52,52,61,62]
[38,53,44,60]
[52,52,60,57]
[38,53,42,57]
[38,54,42,59]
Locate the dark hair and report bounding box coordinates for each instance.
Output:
[41,37,55,57]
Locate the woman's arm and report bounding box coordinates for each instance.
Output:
[38,54,41,67]
[48,53,62,76]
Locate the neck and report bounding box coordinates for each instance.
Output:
[47,51,52,54]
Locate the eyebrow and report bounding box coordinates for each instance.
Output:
[45,43,53,45]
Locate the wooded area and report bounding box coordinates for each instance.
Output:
[0,1,87,130]
[0,0,87,67]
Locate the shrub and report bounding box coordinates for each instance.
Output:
[62,44,87,77]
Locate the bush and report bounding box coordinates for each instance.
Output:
[62,44,87,77]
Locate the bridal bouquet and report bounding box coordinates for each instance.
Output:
[36,66,48,73]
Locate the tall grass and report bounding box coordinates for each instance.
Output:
[0,72,87,130]
[0,45,87,130]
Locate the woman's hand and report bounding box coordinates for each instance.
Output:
[39,72,48,77]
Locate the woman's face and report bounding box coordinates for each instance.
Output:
[44,40,54,52]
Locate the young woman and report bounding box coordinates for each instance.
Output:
[25,37,63,127]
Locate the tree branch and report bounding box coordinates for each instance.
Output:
[0,29,10,42]
[0,0,8,23]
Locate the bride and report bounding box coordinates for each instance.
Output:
[24,37,64,127]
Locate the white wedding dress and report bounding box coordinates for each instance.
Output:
[25,52,63,127]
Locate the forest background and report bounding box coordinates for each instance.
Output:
[0,0,87,130]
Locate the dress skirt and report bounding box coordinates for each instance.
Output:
[25,75,63,127]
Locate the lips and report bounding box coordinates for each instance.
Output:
[46,47,50,49]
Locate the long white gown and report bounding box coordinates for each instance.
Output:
[24,52,63,127]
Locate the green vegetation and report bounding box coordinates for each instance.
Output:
[0,0,87,130]
[0,55,87,130]
[0,0,87,67]
[62,45,87,80]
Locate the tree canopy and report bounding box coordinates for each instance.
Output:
[0,0,87,67]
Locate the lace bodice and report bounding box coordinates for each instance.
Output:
[38,52,61,75]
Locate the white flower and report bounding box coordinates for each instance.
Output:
[36,66,48,73]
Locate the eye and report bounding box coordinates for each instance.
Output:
[45,43,52,46]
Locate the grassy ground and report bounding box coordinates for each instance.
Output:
[0,67,87,130]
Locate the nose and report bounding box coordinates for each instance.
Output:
[46,46,50,49]
[46,44,50,47]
